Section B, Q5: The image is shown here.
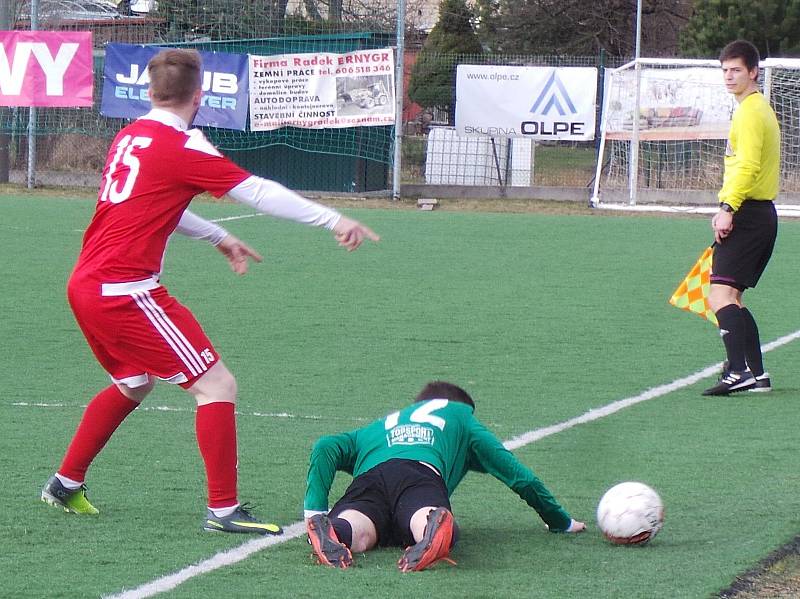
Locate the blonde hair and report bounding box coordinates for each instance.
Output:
[147,49,202,106]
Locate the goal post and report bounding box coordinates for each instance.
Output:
[591,57,800,210]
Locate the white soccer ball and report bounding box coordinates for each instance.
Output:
[596,481,664,545]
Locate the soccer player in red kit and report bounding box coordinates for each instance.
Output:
[40,48,379,534]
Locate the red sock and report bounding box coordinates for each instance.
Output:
[59,385,139,482]
[195,402,238,509]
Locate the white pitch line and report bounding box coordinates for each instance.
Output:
[12,403,368,423]
[506,325,800,450]
[503,365,725,450]
[107,523,308,599]
[103,328,800,599]
[70,213,263,234]
[207,213,262,223]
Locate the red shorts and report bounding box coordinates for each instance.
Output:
[67,276,219,388]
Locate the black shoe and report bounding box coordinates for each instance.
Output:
[702,370,756,396]
[718,360,730,380]
[749,372,772,393]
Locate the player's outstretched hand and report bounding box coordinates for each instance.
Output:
[216,234,264,275]
[333,216,380,251]
[566,519,586,533]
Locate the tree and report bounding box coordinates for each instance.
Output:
[154,0,432,41]
[407,0,484,118]
[473,0,691,57]
[680,0,800,58]
[156,0,292,41]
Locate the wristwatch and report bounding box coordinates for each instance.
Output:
[719,202,735,213]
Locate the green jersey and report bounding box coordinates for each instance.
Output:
[304,399,572,532]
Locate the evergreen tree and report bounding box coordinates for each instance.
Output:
[407,0,484,118]
[473,0,690,57]
[681,0,800,58]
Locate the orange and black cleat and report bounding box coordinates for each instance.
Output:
[398,507,457,572]
[307,514,353,569]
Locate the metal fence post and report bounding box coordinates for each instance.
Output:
[27,0,39,189]
[392,0,406,200]
[628,0,643,205]
[595,49,605,151]
[0,0,11,183]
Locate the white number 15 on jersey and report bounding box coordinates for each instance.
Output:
[99,135,153,204]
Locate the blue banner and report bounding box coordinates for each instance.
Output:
[100,43,249,130]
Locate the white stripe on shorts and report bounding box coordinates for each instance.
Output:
[131,291,207,378]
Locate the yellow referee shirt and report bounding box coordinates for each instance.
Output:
[718,91,780,210]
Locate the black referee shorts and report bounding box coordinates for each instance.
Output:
[328,458,451,548]
[712,200,777,290]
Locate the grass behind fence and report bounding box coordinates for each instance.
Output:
[401,136,597,187]
[3,194,800,598]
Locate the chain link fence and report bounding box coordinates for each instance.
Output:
[401,52,626,191]
[2,0,620,196]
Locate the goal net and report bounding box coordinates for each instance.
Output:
[591,58,800,209]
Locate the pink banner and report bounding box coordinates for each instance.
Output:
[0,31,93,107]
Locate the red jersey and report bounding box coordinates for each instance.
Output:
[71,109,250,285]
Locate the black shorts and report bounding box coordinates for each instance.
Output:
[712,200,777,290]
[329,459,451,548]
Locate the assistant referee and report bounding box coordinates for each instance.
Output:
[703,39,780,397]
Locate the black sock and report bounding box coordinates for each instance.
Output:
[716,304,747,372]
[331,517,353,547]
[741,307,764,376]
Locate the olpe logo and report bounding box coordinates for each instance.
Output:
[521,69,585,137]
[530,70,577,116]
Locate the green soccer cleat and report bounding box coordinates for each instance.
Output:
[203,504,283,535]
[41,475,99,515]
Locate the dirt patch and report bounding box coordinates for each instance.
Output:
[718,536,800,598]
[1,184,710,221]
[1,183,99,199]
[306,196,709,220]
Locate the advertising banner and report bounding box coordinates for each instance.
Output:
[100,43,249,130]
[455,65,597,140]
[248,48,395,131]
[603,67,734,141]
[0,30,93,107]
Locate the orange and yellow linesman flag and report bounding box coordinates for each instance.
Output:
[669,246,718,326]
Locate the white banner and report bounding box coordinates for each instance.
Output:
[248,48,395,131]
[604,67,735,140]
[455,65,597,140]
